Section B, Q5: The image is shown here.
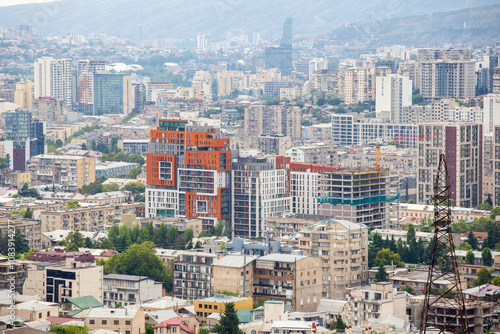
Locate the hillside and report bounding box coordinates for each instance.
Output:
[0,0,498,41]
[326,4,500,47]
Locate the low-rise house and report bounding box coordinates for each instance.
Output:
[140,296,192,312]
[153,317,193,334]
[59,295,103,317]
[103,274,163,307]
[84,307,145,334]
[194,294,253,321]
[0,301,57,322]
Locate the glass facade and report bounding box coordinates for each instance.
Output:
[93,73,124,115]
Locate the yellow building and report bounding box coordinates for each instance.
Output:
[194,295,253,320]
[28,154,95,191]
[4,171,31,187]
[14,80,35,111]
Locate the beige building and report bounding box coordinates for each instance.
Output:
[258,134,292,156]
[279,86,302,100]
[0,218,41,250]
[0,258,29,293]
[342,282,409,334]
[2,170,31,187]
[285,142,338,166]
[0,300,58,322]
[217,71,244,97]
[311,69,336,92]
[243,104,301,149]
[426,300,497,334]
[40,203,144,232]
[305,124,333,142]
[23,258,103,303]
[14,80,35,111]
[494,125,500,207]
[212,255,257,297]
[84,307,145,334]
[337,67,391,104]
[253,254,321,312]
[191,70,213,101]
[299,219,368,299]
[28,154,96,191]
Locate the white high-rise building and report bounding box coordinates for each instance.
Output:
[34,57,73,109]
[375,74,412,122]
[483,94,500,134]
[197,34,209,52]
[308,58,328,80]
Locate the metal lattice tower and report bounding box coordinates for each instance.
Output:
[420,154,469,334]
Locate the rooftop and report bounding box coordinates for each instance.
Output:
[84,306,140,319]
[104,274,157,282]
[196,294,252,303]
[258,253,306,263]
[212,255,258,268]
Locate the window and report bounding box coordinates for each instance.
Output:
[126,321,131,325]
[102,320,107,325]
[114,320,119,325]
[89,320,95,325]
[172,328,177,333]
[38,313,42,318]
[126,331,130,334]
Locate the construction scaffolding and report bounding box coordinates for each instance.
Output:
[420,154,469,334]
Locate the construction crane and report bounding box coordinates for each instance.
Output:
[420,154,469,334]
[375,144,381,170]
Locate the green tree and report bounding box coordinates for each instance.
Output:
[126,166,142,179]
[14,230,30,255]
[374,248,405,268]
[122,182,146,195]
[406,199,414,204]
[335,314,346,331]
[79,181,103,195]
[212,302,243,334]
[375,265,388,282]
[490,207,500,220]
[49,324,90,334]
[403,286,415,295]
[145,324,154,334]
[477,202,493,210]
[65,243,79,252]
[198,327,209,334]
[466,249,475,265]
[474,268,492,286]
[65,200,81,209]
[184,228,194,243]
[104,242,168,288]
[492,276,500,286]
[482,247,493,266]
[23,207,33,219]
[102,183,120,192]
[316,97,325,106]
[466,231,478,250]
[458,242,472,250]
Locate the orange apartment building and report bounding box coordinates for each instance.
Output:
[145,119,232,230]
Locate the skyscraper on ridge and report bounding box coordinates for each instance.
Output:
[265,17,293,75]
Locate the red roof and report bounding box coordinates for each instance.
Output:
[46,316,84,324]
[154,318,193,334]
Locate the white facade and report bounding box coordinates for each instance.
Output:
[483,94,500,134]
[103,274,163,307]
[331,114,418,148]
[34,57,73,109]
[308,58,328,80]
[375,74,412,122]
[290,170,319,215]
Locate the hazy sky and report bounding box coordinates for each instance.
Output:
[0,0,58,7]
